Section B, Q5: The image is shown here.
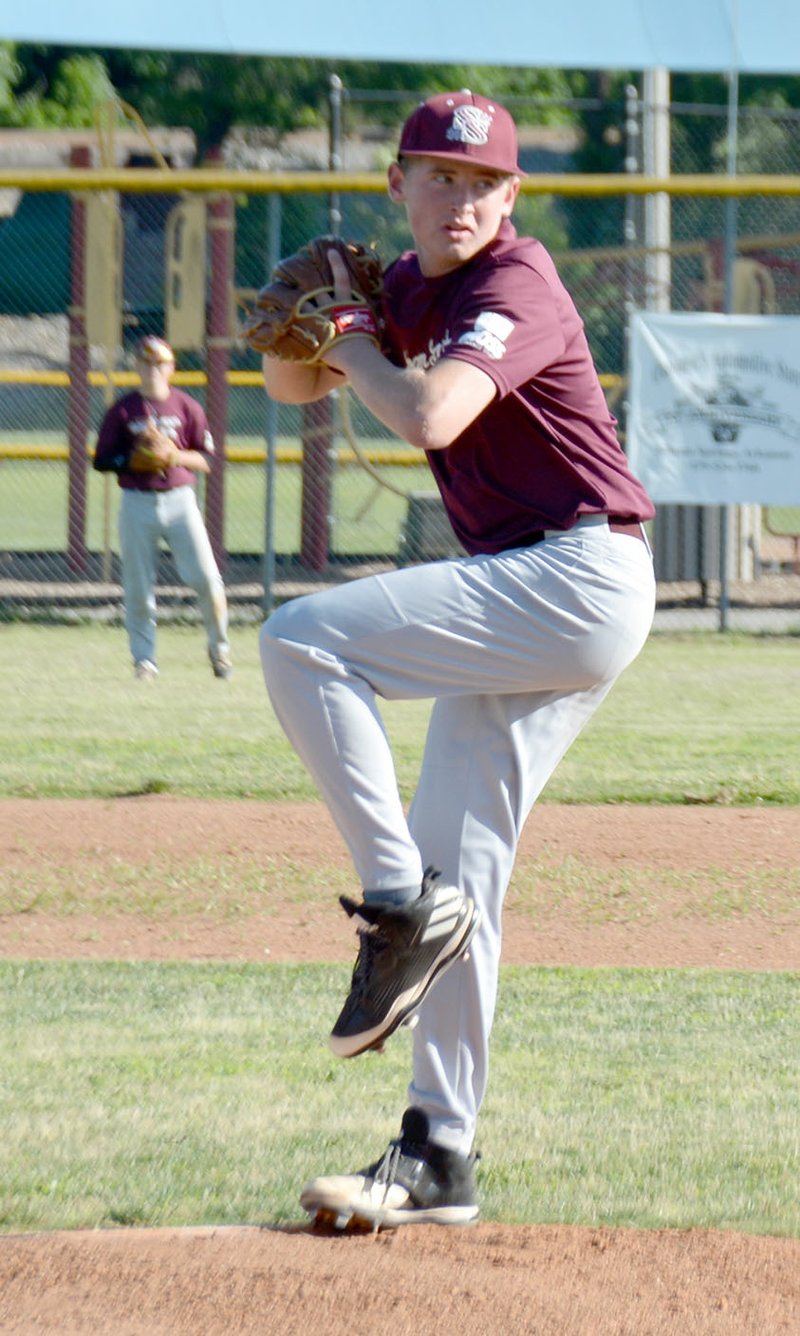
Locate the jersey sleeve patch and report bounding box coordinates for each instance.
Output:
[456,311,515,360]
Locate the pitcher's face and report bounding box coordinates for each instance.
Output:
[388,156,519,277]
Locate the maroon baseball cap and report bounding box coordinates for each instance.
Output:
[135,335,174,365]
[398,90,523,175]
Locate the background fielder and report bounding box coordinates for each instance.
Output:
[253,90,657,1229]
[93,335,232,682]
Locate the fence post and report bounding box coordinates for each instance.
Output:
[67,144,90,576]
[328,72,343,235]
[301,399,333,571]
[205,150,233,572]
[263,193,281,614]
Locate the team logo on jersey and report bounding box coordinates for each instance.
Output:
[446,105,494,147]
[457,311,515,360]
[132,414,183,437]
[405,333,452,370]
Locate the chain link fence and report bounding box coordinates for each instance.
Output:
[1,88,800,631]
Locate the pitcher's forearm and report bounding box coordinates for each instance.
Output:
[324,339,496,450]
[261,354,345,404]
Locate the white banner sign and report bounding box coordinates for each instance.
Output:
[627,313,800,504]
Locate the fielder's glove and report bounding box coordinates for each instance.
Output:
[240,235,383,363]
[127,420,179,473]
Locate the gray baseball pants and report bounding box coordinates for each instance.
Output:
[119,485,229,668]
[260,516,656,1154]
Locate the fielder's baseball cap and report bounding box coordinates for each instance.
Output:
[135,335,174,365]
[398,90,523,176]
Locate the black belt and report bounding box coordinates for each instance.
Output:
[608,518,646,542]
[528,517,645,545]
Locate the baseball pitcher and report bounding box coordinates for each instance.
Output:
[244,91,656,1230]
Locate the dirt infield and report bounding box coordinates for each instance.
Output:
[1,798,798,1335]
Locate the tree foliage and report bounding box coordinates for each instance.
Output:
[0,44,115,127]
[4,44,800,163]
[1,45,584,155]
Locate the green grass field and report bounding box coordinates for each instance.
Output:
[3,453,800,563]
[0,452,433,556]
[1,962,796,1236]
[1,624,799,803]
[0,624,797,1236]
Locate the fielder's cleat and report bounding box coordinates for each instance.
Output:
[329,867,481,1059]
[209,649,233,680]
[300,1107,480,1231]
[134,659,158,682]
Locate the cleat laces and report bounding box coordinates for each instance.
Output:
[339,895,393,1003]
[348,926,387,1001]
[370,1135,404,1231]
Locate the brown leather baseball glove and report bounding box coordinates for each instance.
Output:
[128,420,179,473]
[241,236,383,363]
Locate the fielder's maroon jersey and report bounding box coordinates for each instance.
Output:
[382,219,654,555]
[93,387,214,491]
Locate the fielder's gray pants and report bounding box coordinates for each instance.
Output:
[119,485,229,668]
[260,517,655,1155]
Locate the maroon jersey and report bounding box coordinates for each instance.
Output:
[93,387,214,491]
[382,220,654,555]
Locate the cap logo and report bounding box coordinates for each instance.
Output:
[136,336,174,366]
[446,105,493,148]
